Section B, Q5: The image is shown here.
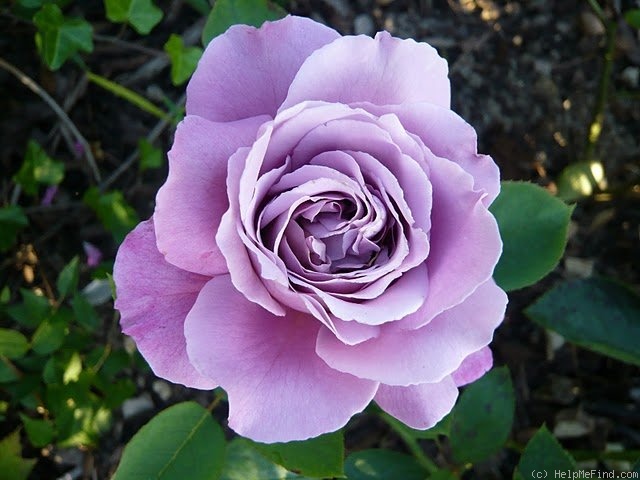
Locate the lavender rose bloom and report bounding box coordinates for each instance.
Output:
[114,16,507,442]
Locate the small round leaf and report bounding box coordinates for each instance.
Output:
[490,181,573,291]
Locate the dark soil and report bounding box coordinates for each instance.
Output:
[1,0,639,478]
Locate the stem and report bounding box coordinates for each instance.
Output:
[206,391,225,412]
[98,93,185,192]
[93,34,164,57]
[86,71,171,121]
[0,355,23,379]
[89,344,112,374]
[583,2,617,162]
[585,0,607,25]
[379,411,439,474]
[0,57,101,183]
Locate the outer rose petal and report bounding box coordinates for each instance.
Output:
[281,31,450,111]
[155,115,268,276]
[451,347,493,387]
[407,155,503,329]
[184,275,379,442]
[114,219,215,390]
[187,16,340,122]
[316,279,507,386]
[375,376,458,429]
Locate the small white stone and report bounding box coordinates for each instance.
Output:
[122,394,154,420]
[554,419,592,439]
[546,330,565,361]
[81,279,113,306]
[621,66,639,89]
[564,257,594,279]
[152,380,173,402]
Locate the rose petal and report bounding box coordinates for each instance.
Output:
[402,154,502,329]
[215,125,289,316]
[184,275,378,442]
[282,32,449,111]
[155,115,268,276]
[306,263,429,325]
[375,376,458,429]
[187,16,340,122]
[365,102,500,205]
[316,279,507,386]
[451,346,493,387]
[290,117,433,233]
[114,219,215,390]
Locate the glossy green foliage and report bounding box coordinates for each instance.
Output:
[33,4,93,70]
[112,402,226,480]
[526,278,640,366]
[202,0,286,45]
[490,181,573,291]
[450,367,515,464]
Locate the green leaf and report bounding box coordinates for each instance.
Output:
[0,206,28,252]
[138,138,164,171]
[251,431,344,478]
[101,378,136,409]
[449,367,514,464]
[164,34,203,86]
[13,140,65,195]
[71,294,100,331]
[20,414,56,448]
[526,278,640,366]
[220,438,311,480]
[0,329,29,359]
[63,352,82,384]
[104,0,163,35]
[45,377,111,447]
[4,374,40,406]
[57,256,79,300]
[490,181,573,291]
[429,471,457,480]
[184,0,211,15]
[59,405,112,448]
[202,0,286,45]
[113,402,226,480]
[42,356,62,384]
[0,430,36,480]
[94,348,130,379]
[31,314,67,355]
[0,358,20,383]
[344,449,428,480]
[633,459,640,473]
[0,286,9,304]
[6,289,51,328]
[107,272,117,301]
[33,4,93,70]
[624,9,640,29]
[514,425,576,480]
[83,187,139,244]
